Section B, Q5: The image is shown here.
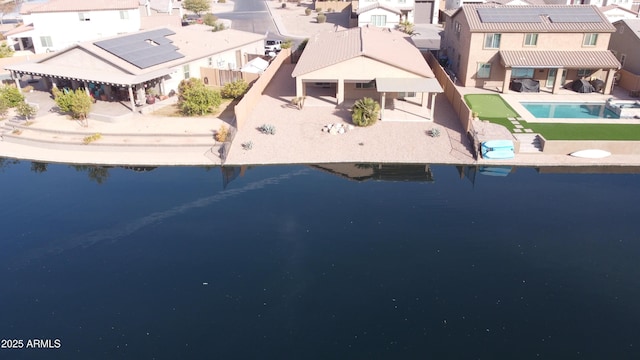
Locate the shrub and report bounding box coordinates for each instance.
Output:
[281,38,293,49]
[211,22,226,32]
[202,13,218,26]
[0,99,8,119]
[281,2,286,8]
[429,128,441,137]
[16,102,38,120]
[258,123,276,135]
[351,97,380,127]
[221,79,248,99]
[317,13,326,23]
[0,42,14,58]
[0,85,24,107]
[52,87,93,120]
[83,133,102,145]
[178,78,222,116]
[215,125,229,142]
[305,8,311,15]
[241,141,254,150]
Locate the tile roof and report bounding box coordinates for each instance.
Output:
[291,27,435,78]
[614,18,640,40]
[454,4,615,33]
[499,50,621,69]
[21,0,140,14]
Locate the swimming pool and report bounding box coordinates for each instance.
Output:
[521,102,620,119]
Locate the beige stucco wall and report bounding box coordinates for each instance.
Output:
[462,32,613,88]
[298,56,426,81]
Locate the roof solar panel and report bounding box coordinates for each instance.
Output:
[477,7,602,24]
[94,28,184,69]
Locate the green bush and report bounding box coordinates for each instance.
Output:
[317,13,326,23]
[221,79,248,99]
[202,13,218,26]
[351,97,380,127]
[52,87,93,120]
[0,99,9,119]
[0,43,14,58]
[16,101,37,120]
[211,22,226,32]
[178,78,222,116]
[305,8,311,15]
[0,85,24,107]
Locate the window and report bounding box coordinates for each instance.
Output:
[119,11,129,20]
[577,68,591,77]
[371,15,387,27]
[40,36,53,48]
[620,53,626,67]
[183,65,190,79]
[78,12,90,21]
[356,81,375,89]
[583,33,598,46]
[477,63,491,78]
[454,21,461,39]
[208,57,213,66]
[484,33,501,49]
[511,68,534,78]
[524,33,538,46]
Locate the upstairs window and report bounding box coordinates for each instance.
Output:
[78,12,90,21]
[583,33,598,46]
[454,21,461,39]
[524,33,538,46]
[120,11,129,20]
[183,65,190,79]
[484,33,501,49]
[40,36,53,48]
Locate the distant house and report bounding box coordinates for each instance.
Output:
[5,26,265,111]
[441,4,621,94]
[599,4,639,22]
[291,27,442,121]
[609,18,640,89]
[352,0,440,26]
[6,0,142,54]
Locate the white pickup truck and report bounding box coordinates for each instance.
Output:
[264,39,282,55]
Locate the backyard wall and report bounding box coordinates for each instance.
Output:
[234,48,292,130]
[314,1,352,12]
[539,137,640,155]
[618,69,640,95]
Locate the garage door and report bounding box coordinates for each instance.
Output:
[414,1,433,24]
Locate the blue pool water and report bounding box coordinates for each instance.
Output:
[521,102,619,119]
[1,160,640,359]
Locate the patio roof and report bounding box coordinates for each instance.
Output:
[499,50,621,69]
[375,78,443,93]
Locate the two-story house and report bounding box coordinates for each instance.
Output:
[609,18,640,90]
[441,4,621,94]
[354,0,418,28]
[5,0,157,54]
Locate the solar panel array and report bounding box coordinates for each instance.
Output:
[94,28,185,69]
[477,7,602,24]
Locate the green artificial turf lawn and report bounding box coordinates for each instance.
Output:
[464,94,640,140]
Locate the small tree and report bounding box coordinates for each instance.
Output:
[182,0,210,16]
[397,20,416,35]
[178,78,222,116]
[0,43,14,58]
[52,87,93,125]
[0,99,9,119]
[317,13,326,23]
[202,13,218,26]
[16,101,37,121]
[221,79,248,99]
[0,85,25,107]
[281,39,294,50]
[351,97,380,127]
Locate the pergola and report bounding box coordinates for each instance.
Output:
[375,77,443,120]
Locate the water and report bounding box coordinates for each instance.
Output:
[1,160,639,359]
[522,102,619,119]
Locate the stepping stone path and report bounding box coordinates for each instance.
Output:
[507,117,533,133]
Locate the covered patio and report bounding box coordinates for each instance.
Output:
[499,50,621,95]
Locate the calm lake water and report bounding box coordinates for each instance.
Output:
[1,160,639,359]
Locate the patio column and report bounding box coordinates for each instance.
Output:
[502,68,512,94]
[295,77,304,99]
[380,92,386,120]
[421,92,427,108]
[128,85,135,112]
[430,93,436,120]
[83,81,90,97]
[159,77,166,96]
[552,68,564,94]
[336,78,344,105]
[12,71,21,90]
[603,69,615,95]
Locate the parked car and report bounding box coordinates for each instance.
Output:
[264,39,282,55]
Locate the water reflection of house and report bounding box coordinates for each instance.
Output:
[310,163,435,182]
